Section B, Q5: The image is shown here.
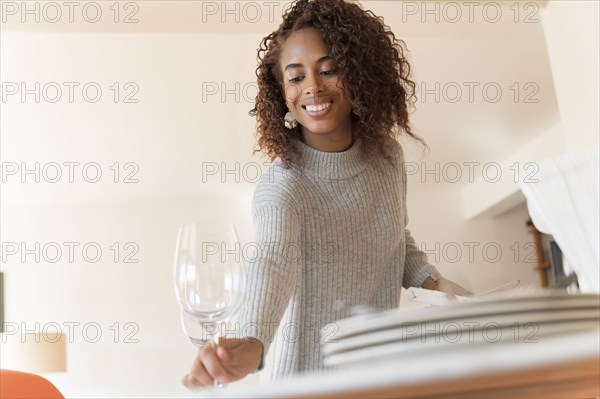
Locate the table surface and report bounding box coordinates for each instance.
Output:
[200,328,600,399]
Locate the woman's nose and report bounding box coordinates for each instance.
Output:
[305,82,323,95]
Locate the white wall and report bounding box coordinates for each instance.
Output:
[457,0,599,221]
[540,0,600,151]
[0,32,265,397]
[2,2,595,396]
[405,187,539,295]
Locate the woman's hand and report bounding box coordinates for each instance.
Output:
[421,276,474,297]
[182,337,263,389]
[435,278,474,297]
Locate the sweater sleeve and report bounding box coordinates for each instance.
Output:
[235,196,302,369]
[403,223,440,288]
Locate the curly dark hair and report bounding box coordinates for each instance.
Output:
[248,0,428,167]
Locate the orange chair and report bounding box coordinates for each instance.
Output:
[0,369,64,399]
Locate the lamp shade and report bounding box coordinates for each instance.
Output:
[0,331,67,373]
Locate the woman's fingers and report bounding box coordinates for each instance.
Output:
[215,345,249,379]
[183,344,232,388]
[216,345,230,364]
[453,283,474,296]
[219,337,263,374]
[182,338,263,390]
[435,278,474,298]
[182,360,214,388]
[445,291,457,300]
[202,345,235,384]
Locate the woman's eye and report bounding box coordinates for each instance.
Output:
[288,76,303,83]
[321,70,336,76]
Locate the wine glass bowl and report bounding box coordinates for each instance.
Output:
[173,221,246,386]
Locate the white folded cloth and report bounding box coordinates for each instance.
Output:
[404,287,476,306]
[519,147,599,293]
[405,280,526,306]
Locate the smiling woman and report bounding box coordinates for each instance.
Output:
[182,0,473,389]
[249,0,428,166]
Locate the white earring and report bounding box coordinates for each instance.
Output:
[284,111,298,129]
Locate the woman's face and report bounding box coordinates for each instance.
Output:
[279,28,353,146]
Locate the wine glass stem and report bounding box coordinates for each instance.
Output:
[212,333,226,388]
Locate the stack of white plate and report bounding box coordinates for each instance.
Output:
[322,290,600,367]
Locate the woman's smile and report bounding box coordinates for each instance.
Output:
[302,99,334,115]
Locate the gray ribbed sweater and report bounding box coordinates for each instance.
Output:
[237,137,439,381]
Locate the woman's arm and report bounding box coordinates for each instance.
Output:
[183,196,302,388]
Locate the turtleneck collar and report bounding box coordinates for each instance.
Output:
[292,137,369,180]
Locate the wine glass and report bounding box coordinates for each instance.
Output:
[173,221,246,387]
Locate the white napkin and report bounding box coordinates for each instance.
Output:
[404,287,476,306]
[519,147,599,293]
[405,280,523,306]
